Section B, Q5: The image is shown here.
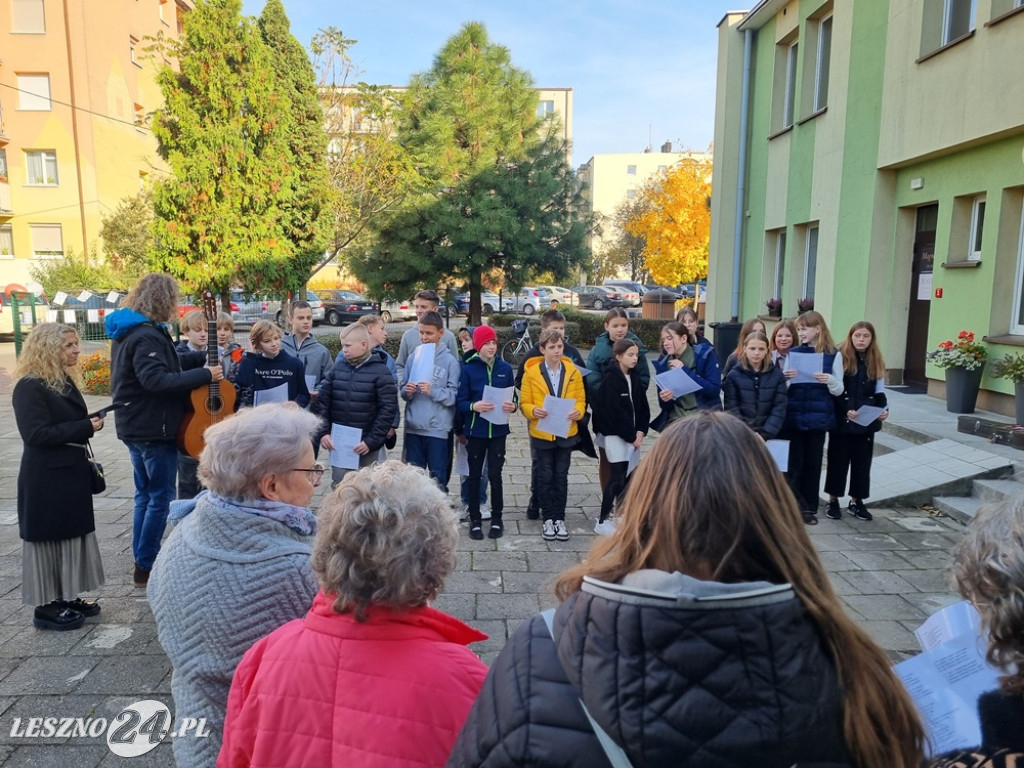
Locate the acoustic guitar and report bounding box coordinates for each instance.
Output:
[178,290,238,459]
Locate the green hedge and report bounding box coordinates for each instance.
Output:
[321,332,403,361]
[486,310,672,351]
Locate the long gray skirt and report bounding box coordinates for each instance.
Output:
[22,533,105,606]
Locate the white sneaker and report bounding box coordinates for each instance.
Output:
[554,520,569,541]
[594,518,617,536]
[457,505,469,522]
[480,504,491,520]
[542,519,556,541]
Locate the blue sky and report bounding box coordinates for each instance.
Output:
[240,0,745,168]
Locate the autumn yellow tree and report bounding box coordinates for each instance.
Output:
[625,157,712,285]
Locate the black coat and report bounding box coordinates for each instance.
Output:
[110,320,211,443]
[834,353,887,435]
[723,364,788,438]
[450,575,853,768]
[930,690,1024,768]
[13,377,96,542]
[313,349,398,452]
[592,366,650,442]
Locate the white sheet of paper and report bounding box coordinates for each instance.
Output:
[329,424,362,470]
[915,601,982,652]
[481,385,514,425]
[77,290,93,301]
[407,343,435,385]
[894,631,1001,756]
[765,439,789,472]
[655,367,703,396]
[62,309,76,323]
[536,395,575,439]
[849,405,888,427]
[917,272,933,301]
[627,444,641,473]
[86,309,100,323]
[106,291,121,304]
[455,441,470,476]
[46,309,58,322]
[304,374,316,392]
[786,352,825,384]
[53,291,68,306]
[576,365,591,377]
[253,382,288,406]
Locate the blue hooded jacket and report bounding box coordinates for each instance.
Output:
[457,353,516,439]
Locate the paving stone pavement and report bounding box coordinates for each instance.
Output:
[0,341,972,765]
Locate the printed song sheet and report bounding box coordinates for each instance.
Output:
[481,385,514,425]
[537,395,576,438]
[765,440,789,472]
[849,405,888,427]
[329,424,362,470]
[407,343,435,385]
[785,352,825,384]
[654,367,703,396]
[253,382,288,406]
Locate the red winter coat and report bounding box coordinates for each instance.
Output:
[218,591,488,768]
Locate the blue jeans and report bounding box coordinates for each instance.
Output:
[125,440,178,570]
[404,433,449,492]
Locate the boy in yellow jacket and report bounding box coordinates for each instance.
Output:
[520,328,586,541]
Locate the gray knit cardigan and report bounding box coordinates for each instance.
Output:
[147,496,318,768]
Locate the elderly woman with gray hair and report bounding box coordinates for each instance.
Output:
[218,461,488,768]
[930,497,1024,767]
[148,403,321,768]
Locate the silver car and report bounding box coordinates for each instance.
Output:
[304,290,325,324]
[502,287,551,315]
[230,290,283,326]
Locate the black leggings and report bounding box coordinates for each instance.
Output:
[600,461,630,522]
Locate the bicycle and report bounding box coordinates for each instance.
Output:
[501,319,533,367]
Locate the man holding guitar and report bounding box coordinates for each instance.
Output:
[107,275,223,589]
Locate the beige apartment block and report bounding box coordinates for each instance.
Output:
[0,0,191,287]
[578,146,711,260]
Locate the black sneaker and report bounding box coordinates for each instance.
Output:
[825,499,842,520]
[58,598,100,617]
[33,603,85,631]
[487,521,504,539]
[469,525,484,540]
[133,564,151,589]
[849,500,873,521]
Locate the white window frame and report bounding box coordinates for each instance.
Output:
[968,195,986,261]
[773,230,787,300]
[626,165,637,176]
[30,224,64,259]
[0,225,13,258]
[536,100,554,119]
[813,15,833,112]
[1010,205,1024,334]
[942,0,976,45]
[783,41,799,128]
[130,36,140,66]
[803,225,819,299]
[24,150,58,186]
[17,74,51,111]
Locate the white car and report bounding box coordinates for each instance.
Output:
[535,285,574,306]
[304,291,325,324]
[502,287,551,315]
[379,299,417,323]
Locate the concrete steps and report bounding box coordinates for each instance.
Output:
[933,469,1024,525]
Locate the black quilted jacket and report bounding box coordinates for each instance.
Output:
[449,572,853,768]
[723,363,788,438]
[313,348,398,453]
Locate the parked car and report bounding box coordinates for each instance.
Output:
[454,292,501,315]
[178,294,241,322]
[573,285,628,310]
[314,289,380,326]
[230,290,283,326]
[645,284,684,299]
[379,298,417,324]
[303,290,325,325]
[502,287,550,315]
[535,285,574,306]
[602,280,644,306]
[0,290,49,337]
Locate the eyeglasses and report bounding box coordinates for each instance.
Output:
[291,462,326,485]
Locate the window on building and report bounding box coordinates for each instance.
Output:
[17,74,51,111]
[658,165,667,172]
[783,42,799,128]
[803,225,819,299]
[11,0,45,32]
[0,149,8,181]
[969,195,986,260]
[537,100,554,119]
[814,16,833,111]
[30,224,63,258]
[0,225,13,258]
[159,0,168,23]
[626,189,637,200]
[627,165,637,176]
[772,32,800,133]
[25,150,58,185]
[134,103,145,128]
[772,229,787,301]
[922,0,976,54]
[1010,201,1024,335]
[130,36,140,66]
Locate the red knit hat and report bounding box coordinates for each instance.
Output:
[473,325,497,350]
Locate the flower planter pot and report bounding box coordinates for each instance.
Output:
[945,366,984,414]
[1015,382,1024,425]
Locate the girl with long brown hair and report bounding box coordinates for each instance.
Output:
[824,321,889,521]
[450,412,926,768]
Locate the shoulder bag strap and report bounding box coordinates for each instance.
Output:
[540,609,634,768]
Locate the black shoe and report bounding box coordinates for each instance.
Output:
[33,603,85,631]
[825,499,842,520]
[58,598,100,617]
[487,521,504,539]
[802,512,818,526]
[133,564,151,589]
[526,504,539,521]
[469,525,484,540]
[849,500,873,521]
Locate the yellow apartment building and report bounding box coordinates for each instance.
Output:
[0,0,192,288]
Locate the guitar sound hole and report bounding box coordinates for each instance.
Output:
[206,397,223,414]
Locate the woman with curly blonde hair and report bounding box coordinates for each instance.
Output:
[13,323,105,631]
[220,461,488,768]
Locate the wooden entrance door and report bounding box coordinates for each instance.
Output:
[903,204,937,388]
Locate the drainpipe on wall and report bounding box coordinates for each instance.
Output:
[730,28,754,322]
[63,0,89,263]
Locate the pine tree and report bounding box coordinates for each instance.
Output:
[150,0,297,300]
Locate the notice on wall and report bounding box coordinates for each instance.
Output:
[917,273,933,301]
